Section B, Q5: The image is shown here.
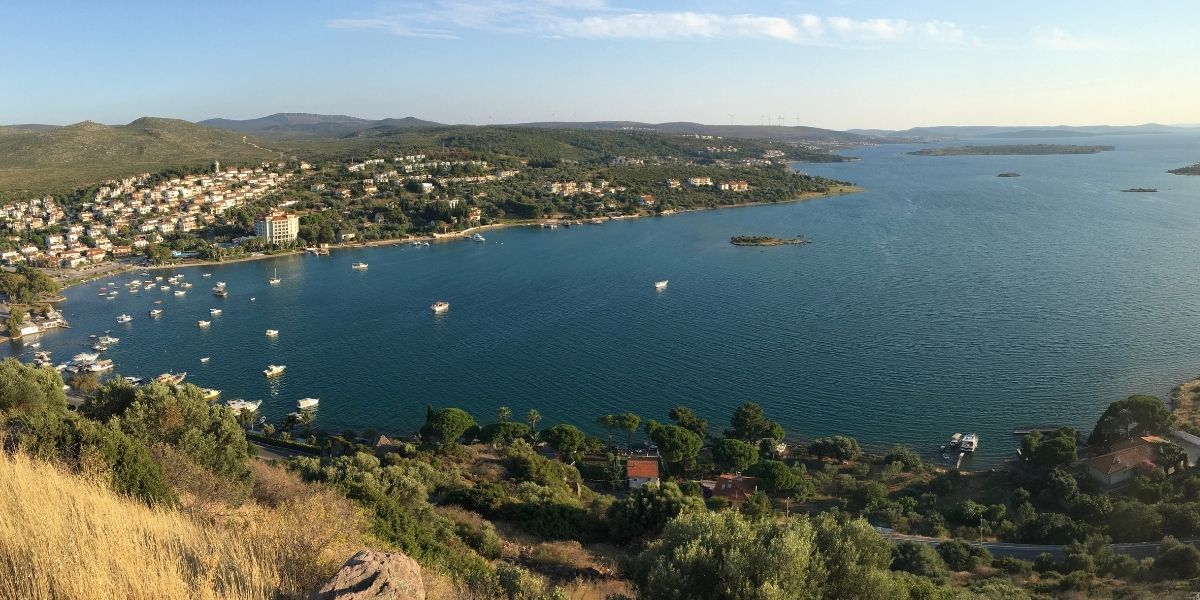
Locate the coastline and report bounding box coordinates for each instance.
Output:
[50,185,863,292]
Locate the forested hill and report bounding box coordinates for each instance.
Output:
[0,117,275,199]
[279,125,851,164]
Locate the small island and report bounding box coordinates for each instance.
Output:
[1169,163,1200,176]
[730,235,810,246]
[1122,188,1158,193]
[997,172,1021,177]
[908,144,1115,156]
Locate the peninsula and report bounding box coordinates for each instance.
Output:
[730,235,810,246]
[1169,163,1200,176]
[908,144,1115,156]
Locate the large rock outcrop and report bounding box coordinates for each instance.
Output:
[314,550,425,600]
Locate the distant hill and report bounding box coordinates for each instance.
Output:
[515,120,876,145]
[0,117,276,198]
[875,124,1180,140]
[199,113,443,140]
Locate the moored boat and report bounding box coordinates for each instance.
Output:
[197,320,211,328]
[269,268,281,285]
[116,314,133,323]
[959,433,979,453]
[263,364,286,377]
[226,399,262,414]
[149,308,163,318]
[431,300,450,313]
[265,329,279,337]
[297,397,319,410]
[655,280,669,290]
[201,388,221,401]
[209,308,222,316]
[352,262,368,270]
[155,372,187,385]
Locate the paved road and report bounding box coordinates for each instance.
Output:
[881,531,1186,560]
[249,439,315,462]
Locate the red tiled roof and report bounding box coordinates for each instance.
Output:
[712,474,758,502]
[1088,442,1157,476]
[626,458,660,479]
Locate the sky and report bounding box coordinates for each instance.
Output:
[1,0,1197,130]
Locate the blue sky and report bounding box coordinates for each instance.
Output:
[1,1,1196,129]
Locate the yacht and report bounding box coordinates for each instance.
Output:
[209,308,222,316]
[197,320,211,328]
[655,280,669,290]
[471,233,486,242]
[213,287,227,298]
[149,308,163,318]
[161,285,170,292]
[181,282,193,289]
[352,262,368,270]
[215,282,226,289]
[174,290,186,296]
[268,268,281,285]
[98,335,119,345]
[226,399,262,414]
[200,356,210,363]
[200,388,221,401]
[265,329,279,337]
[431,300,450,313]
[263,364,286,377]
[297,397,320,410]
[154,276,163,281]
[123,376,144,385]
[87,359,114,372]
[92,343,108,352]
[202,272,211,277]
[116,314,133,323]
[72,352,99,364]
[959,433,979,453]
[155,372,187,385]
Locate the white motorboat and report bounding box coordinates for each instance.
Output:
[202,272,211,277]
[201,388,221,401]
[655,280,669,290]
[226,399,262,414]
[87,359,114,372]
[116,314,133,323]
[431,300,450,313]
[297,397,320,410]
[352,262,369,270]
[265,329,279,337]
[174,290,186,296]
[959,433,979,453]
[197,320,211,328]
[263,364,286,377]
[149,309,163,317]
[200,357,210,363]
[471,233,486,242]
[161,286,170,292]
[209,308,222,316]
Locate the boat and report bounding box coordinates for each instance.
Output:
[655,280,669,290]
[174,290,186,296]
[352,262,369,270]
[116,314,133,323]
[197,320,211,328]
[200,388,221,401]
[87,359,114,372]
[123,376,144,385]
[250,297,256,302]
[202,273,211,277]
[431,300,450,313]
[209,308,222,316]
[948,433,962,448]
[215,282,226,289]
[297,397,320,410]
[108,282,116,287]
[144,283,155,290]
[98,335,119,345]
[92,343,108,352]
[226,399,262,414]
[471,233,486,242]
[265,329,279,337]
[149,308,163,317]
[181,282,193,289]
[72,352,99,364]
[268,268,281,285]
[161,286,170,292]
[155,372,187,385]
[200,356,210,363]
[213,287,228,298]
[959,433,979,453]
[154,276,163,281]
[411,241,423,247]
[263,364,286,377]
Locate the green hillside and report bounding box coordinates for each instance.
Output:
[0,117,278,199]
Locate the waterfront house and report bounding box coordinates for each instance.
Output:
[1086,437,1162,486]
[626,458,661,489]
[706,474,759,504]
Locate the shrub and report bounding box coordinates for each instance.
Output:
[890,541,947,583]
[445,482,510,516]
[808,436,863,461]
[608,482,705,543]
[993,555,1033,575]
[883,445,925,472]
[1033,552,1059,573]
[937,539,990,571]
[1153,538,1200,579]
[479,421,532,445]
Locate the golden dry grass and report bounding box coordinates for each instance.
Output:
[0,451,279,600]
[1170,377,1200,428]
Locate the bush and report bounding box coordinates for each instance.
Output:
[745,460,801,493]
[890,541,947,583]
[608,482,705,543]
[445,482,510,516]
[1033,552,1059,573]
[479,421,532,445]
[883,445,925,472]
[1153,538,1200,579]
[937,539,990,571]
[808,436,862,461]
[1109,501,1162,542]
[993,555,1033,575]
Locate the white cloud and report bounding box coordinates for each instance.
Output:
[1033,26,1105,51]
[329,2,969,46]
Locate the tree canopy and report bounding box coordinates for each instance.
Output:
[646,422,702,475]
[1088,395,1173,446]
[712,438,759,473]
[427,407,476,448]
[542,423,586,463]
[726,402,783,441]
[0,359,66,413]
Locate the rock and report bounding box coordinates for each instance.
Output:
[314,550,425,600]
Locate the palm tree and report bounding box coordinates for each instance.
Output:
[498,406,512,423]
[527,408,542,434]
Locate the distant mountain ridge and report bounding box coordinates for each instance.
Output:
[849,124,1182,139]
[514,120,875,144]
[198,113,443,139]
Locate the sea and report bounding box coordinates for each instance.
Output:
[7,131,1200,465]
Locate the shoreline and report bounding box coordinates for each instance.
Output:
[51,185,863,292]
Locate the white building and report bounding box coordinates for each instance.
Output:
[254,211,299,244]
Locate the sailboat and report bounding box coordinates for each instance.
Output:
[269,268,281,285]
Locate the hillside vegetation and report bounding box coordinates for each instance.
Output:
[0,117,276,198]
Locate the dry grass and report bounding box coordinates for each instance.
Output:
[1170,377,1200,428]
[0,451,277,600]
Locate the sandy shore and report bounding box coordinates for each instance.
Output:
[49,185,862,292]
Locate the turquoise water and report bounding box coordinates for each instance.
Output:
[7,132,1200,464]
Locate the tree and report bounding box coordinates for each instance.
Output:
[712,438,758,473]
[937,539,990,571]
[82,378,138,421]
[526,408,542,432]
[6,306,25,336]
[429,407,476,449]
[891,542,947,583]
[1154,537,1200,579]
[479,421,531,445]
[726,402,782,441]
[1108,501,1162,542]
[740,490,773,520]
[808,435,863,461]
[0,357,67,413]
[647,423,702,475]
[883,445,925,472]
[597,414,617,447]
[542,424,586,463]
[608,482,705,543]
[497,406,511,423]
[615,412,641,449]
[69,372,100,395]
[1088,395,1173,446]
[747,459,804,493]
[668,405,707,439]
[1020,428,1078,469]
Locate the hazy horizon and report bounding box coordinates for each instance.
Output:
[2,1,1197,129]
